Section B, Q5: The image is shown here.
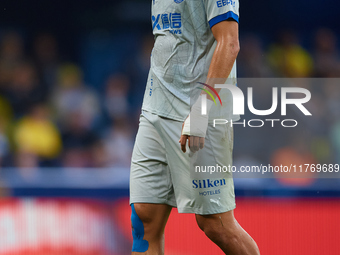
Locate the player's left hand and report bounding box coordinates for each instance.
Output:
[179,120,205,153]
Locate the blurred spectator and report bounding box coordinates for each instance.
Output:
[13,104,62,160]
[313,28,340,77]
[0,122,9,166]
[238,35,272,77]
[60,111,98,168]
[135,35,154,76]
[61,111,97,150]
[91,140,110,168]
[267,31,314,77]
[104,119,134,168]
[62,147,92,168]
[0,31,25,87]
[129,34,153,88]
[13,149,40,180]
[5,61,46,117]
[58,108,98,168]
[0,95,13,130]
[128,34,154,116]
[271,133,317,186]
[103,73,130,121]
[33,33,60,91]
[52,63,101,131]
[0,96,13,167]
[14,149,40,169]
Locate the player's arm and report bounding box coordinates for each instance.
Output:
[179,20,239,153]
[204,19,239,96]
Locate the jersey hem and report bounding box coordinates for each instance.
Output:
[129,197,177,208]
[209,11,239,28]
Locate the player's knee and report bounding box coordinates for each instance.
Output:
[132,203,167,238]
[195,214,221,233]
[132,203,154,225]
[195,214,239,245]
[131,204,149,252]
[203,224,240,248]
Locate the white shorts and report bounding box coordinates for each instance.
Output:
[129,110,235,215]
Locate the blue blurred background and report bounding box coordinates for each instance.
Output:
[0,1,340,254]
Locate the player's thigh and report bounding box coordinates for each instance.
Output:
[130,113,176,206]
[190,123,235,213]
[160,119,235,214]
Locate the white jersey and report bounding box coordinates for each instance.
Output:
[142,0,240,122]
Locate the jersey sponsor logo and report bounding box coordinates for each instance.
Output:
[192,178,227,189]
[174,0,184,3]
[152,13,182,34]
[152,15,161,30]
[199,189,221,196]
[216,0,236,8]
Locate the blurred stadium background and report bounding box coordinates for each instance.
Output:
[0,0,340,254]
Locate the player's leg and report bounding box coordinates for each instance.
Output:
[196,210,260,255]
[164,118,260,254]
[190,124,260,254]
[131,203,172,255]
[130,111,176,254]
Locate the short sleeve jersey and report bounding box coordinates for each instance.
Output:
[142,0,240,122]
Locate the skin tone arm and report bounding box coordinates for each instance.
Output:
[179,20,240,153]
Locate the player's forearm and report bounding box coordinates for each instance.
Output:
[203,35,240,97]
[182,38,239,142]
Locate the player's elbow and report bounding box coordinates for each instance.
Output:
[228,38,240,58]
[232,41,240,57]
[223,40,240,61]
[218,36,240,59]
